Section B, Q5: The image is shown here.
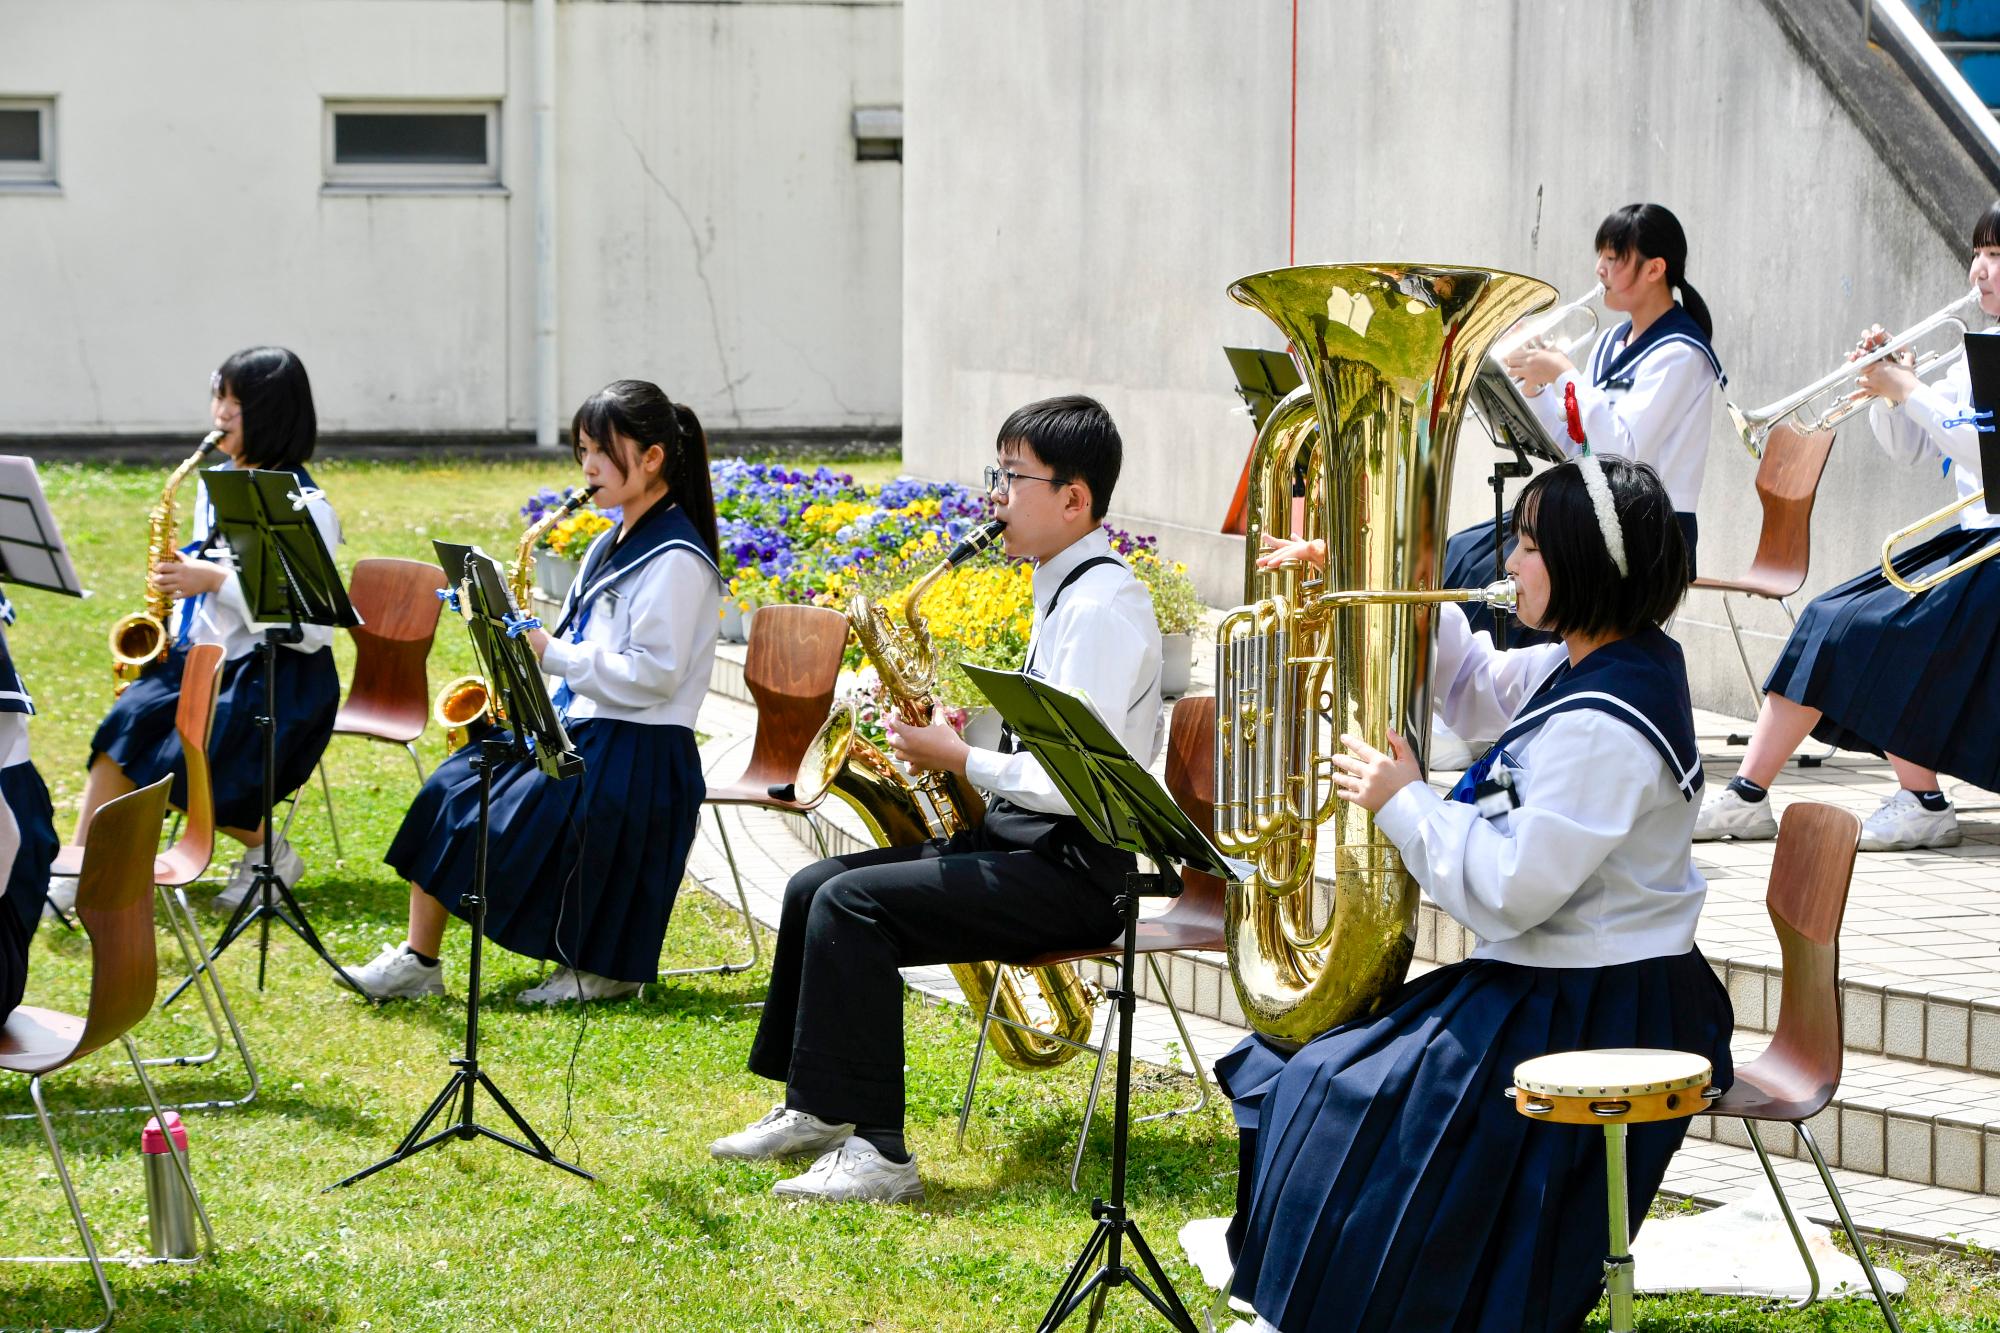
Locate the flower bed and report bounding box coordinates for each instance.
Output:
[518,462,1204,722]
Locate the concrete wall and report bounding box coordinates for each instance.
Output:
[0,0,901,439]
[902,0,1982,714]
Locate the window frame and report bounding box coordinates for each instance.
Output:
[0,97,58,190]
[322,100,500,191]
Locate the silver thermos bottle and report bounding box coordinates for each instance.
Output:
[142,1112,198,1259]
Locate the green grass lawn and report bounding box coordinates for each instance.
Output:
[1,457,1994,1330]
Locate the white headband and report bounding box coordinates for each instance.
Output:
[1575,454,1629,578]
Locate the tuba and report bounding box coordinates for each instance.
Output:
[792,520,1100,1071]
[108,429,225,695]
[1217,262,1556,1046]
[433,484,599,747]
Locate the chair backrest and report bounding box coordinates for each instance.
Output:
[1738,422,1836,596]
[167,643,225,872]
[340,557,447,741]
[68,778,172,1067]
[735,604,849,785]
[1162,694,1225,932]
[1757,801,1862,1116]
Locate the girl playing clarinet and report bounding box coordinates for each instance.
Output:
[1697,201,2000,851]
[341,379,720,1003]
[1221,455,1734,1332]
[52,347,339,916]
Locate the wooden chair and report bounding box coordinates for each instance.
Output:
[1702,802,1903,1331]
[686,604,848,978]
[44,644,257,1111]
[312,557,448,857]
[1,778,216,1331]
[955,694,1228,1189]
[1691,423,1836,759]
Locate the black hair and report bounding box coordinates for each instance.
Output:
[994,394,1122,521]
[570,379,719,560]
[1972,200,2000,249]
[1594,203,1713,340]
[1511,455,1687,639]
[214,347,316,470]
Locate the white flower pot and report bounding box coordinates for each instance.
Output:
[719,600,750,644]
[536,552,579,601]
[1161,632,1193,697]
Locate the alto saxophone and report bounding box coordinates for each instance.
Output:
[108,429,225,695]
[433,484,600,747]
[792,519,1100,1071]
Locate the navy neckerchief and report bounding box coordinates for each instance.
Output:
[549,500,718,716]
[175,462,326,648]
[1588,303,1725,392]
[0,626,30,717]
[1448,626,1704,808]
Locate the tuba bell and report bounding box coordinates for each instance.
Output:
[1216,262,1556,1046]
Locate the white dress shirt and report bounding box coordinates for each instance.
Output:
[177,465,344,661]
[1868,357,1999,532]
[1374,606,1709,969]
[962,527,1164,816]
[540,544,720,730]
[1529,326,1721,512]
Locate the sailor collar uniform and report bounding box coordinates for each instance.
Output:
[1528,303,1724,514]
[1376,611,1709,969]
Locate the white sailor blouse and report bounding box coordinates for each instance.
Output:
[1526,305,1725,513]
[1868,356,1999,533]
[1373,606,1708,970]
[175,462,344,662]
[539,500,720,730]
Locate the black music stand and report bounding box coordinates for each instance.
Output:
[964,664,1246,1333]
[1467,361,1567,646]
[328,540,589,1189]
[0,456,88,602]
[1222,347,1302,435]
[172,470,360,1000]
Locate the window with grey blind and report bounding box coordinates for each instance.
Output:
[0,100,56,187]
[324,102,499,188]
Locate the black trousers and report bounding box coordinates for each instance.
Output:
[746,815,1129,1129]
[1,898,26,1029]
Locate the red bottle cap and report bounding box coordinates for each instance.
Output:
[142,1112,189,1155]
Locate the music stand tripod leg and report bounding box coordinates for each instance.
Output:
[327,736,593,1190]
[1038,873,1197,1333]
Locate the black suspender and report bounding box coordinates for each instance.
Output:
[997,555,1122,754]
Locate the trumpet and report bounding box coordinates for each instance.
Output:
[1489,281,1603,368]
[1727,289,1982,459]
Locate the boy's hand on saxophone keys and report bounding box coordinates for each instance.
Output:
[151,552,226,599]
[886,707,970,778]
[1331,729,1420,814]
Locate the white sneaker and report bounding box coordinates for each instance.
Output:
[335,941,444,1001]
[42,874,77,922]
[1859,790,1962,852]
[211,841,305,913]
[516,967,642,1005]
[709,1105,856,1162]
[771,1136,924,1204]
[1693,787,1779,843]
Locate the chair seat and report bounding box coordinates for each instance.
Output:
[51,844,81,877]
[1705,1054,1834,1125]
[0,1006,86,1075]
[1691,571,1801,600]
[333,702,426,746]
[706,776,815,811]
[155,846,211,889]
[1017,918,1227,970]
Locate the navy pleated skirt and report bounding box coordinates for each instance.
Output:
[383,718,704,983]
[1441,512,1699,645]
[1216,949,1733,1333]
[1765,523,2000,789]
[3,760,59,945]
[89,642,340,830]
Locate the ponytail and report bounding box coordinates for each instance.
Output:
[668,402,720,561]
[1594,202,1712,337]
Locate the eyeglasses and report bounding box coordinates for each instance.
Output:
[982,465,1067,498]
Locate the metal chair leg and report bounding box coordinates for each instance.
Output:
[8,1075,117,1332]
[1744,1119,1820,1309]
[1133,955,1212,1125]
[956,981,1007,1149]
[314,760,343,860]
[1797,1121,1904,1333]
[660,807,760,978]
[149,883,229,1069]
[1718,593,1766,723]
[1069,997,1117,1191]
[403,741,426,784]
